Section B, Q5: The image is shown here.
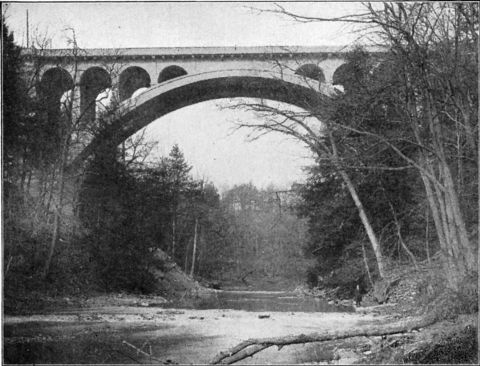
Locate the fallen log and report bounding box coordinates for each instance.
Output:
[210,315,437,364]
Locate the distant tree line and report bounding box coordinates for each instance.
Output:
[212,183,310,288]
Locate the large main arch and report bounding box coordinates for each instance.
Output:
[70,69,338,169]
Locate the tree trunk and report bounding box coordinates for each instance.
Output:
[211,315,438,364]
[45,165,57,212]
[361,241,374,288]
[388,200,418,269]
[420,162,468,290]
[26,170,33,195]
[425,96,474,288]
[338,169,386,278]
[42,136,70,279]
[442,163,474,270]
[327,128,386,278]
[171,214,176,258]
[425,206,430,264]
[184,238,191,272]
[190,218,199,276]
[43,77,76,279]
[44,205,61,278]
[19,155,27,194]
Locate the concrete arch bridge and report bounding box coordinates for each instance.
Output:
[21,46,382,166]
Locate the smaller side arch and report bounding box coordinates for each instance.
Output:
[295,64,325,83]
[332,62,353,89]
[158,65,188,83]
[119,66,151,101]
[40,67,74,98]
[80,67,112,123]
[39,67,74,120]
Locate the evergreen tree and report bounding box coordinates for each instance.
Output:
[2,16,25,182]
[164,144,193,260]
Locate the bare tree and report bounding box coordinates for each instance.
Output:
[20,28,128,278]
[232,2,478,288]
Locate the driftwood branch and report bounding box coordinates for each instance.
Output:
[210,315,437,364]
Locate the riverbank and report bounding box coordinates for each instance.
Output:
[3,247,212,316]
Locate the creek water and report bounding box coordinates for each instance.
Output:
[4,290,359,364]
[170,290,354,312]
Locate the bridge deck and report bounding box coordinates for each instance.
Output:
[21,45,385,60]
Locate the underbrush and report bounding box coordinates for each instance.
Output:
[4,199,181,314]
[361,314,478,364]
[306,256,376,300]
[403,321,477,364]
[4,229,206,315]
[357,256,478,364]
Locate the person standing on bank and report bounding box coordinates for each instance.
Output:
[354,284,362,306]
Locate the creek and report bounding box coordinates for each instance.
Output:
[171,290,354,312]
[4,290,374,364]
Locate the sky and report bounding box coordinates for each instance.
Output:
[4,1,365,190]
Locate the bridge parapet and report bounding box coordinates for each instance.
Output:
[21,45,384,61]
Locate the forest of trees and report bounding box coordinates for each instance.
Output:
[79,142,312,292]
[3,2,478,314]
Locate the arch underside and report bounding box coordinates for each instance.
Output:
[71,71,335,168]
